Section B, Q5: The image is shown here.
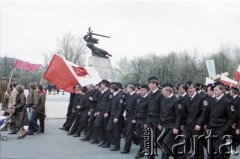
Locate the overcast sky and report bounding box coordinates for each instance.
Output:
[0,1,240,66]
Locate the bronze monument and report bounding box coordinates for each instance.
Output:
[83,27,112,58]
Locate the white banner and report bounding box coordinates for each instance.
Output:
[206,60,216,78]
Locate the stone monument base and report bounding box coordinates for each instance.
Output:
[88,56,115,81]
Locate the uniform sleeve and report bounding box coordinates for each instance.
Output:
[197,98,209,127]
[37,94,46,111]
[224,101,235,132]
[116,97,125,119]
[237,99,240,129]
[175,100,182,129]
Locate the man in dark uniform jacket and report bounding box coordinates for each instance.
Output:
[224,85,232,99]
[63,85,81,132]
[92,80,111,145]
[81,84,99,141]
[158,84,182,159]
[60,90,76,130]
[105,83,125,151]
[74,87,89,137]
[229,87,240,149]
[135,84,151,159]
[144,76,163,159]
[207,82,235,159]
[177,83,188,131]
[68,87,87,135]
[121,84,139,154]
[181,82,209,159]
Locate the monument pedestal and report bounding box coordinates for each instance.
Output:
[88,56,115,81]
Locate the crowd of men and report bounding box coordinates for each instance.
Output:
[59,76,240,159]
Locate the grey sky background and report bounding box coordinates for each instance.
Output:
[0,1,240,66]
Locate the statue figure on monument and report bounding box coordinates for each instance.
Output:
[83,27,112,58]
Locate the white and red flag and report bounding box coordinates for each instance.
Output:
[220,74,238,88]
[43,54,101,93]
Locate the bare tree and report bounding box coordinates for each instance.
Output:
[57,32,88,66]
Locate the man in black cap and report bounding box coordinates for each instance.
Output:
[121,83,139,154]
[135,84,151,159]
[224,85,231,99]
[81,84,100,141]
[207,82,234,159]
[144,76,163,159]
[105,83,125,151]
[91,80,111,145]
[61,85,81,132]
[158,84,182,159]
[181,82,209,159]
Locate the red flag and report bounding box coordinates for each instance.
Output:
[234,65,240,82]
[43,55,78,93]
[13,59,42,72]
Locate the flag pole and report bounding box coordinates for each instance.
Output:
[6,68,15,93]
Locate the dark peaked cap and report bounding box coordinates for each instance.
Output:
[162,83,174,88]
[100,79,110,85]
[213,81,224,88]
[230,87,239,93]
[148,76,159,83]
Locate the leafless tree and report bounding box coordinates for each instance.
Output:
[57,32,88,66]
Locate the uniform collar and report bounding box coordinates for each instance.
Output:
[152,88,159,94]
[216,93,224,101]
[113,90,120,96]
[189,92,197,99]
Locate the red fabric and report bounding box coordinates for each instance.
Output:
[13,59,42,72]
[38,89,45,94]
[43,55,78,93]
[234,71,240,82]
[71,66,90,77]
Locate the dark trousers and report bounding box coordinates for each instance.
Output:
[69,111,81,134]
[160,127,179,159]
[63,104,73,127]
[136,118,146,156]
[208,128,231,159]
[123,119,138,151]
[147,116,159,159]
[85,112,96,138]
[75,120,88,136]
[107,117,123,148]
[93,114,107,142]
[64,111,76,130]
[181,125,205,159]
[36,119,45,133]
